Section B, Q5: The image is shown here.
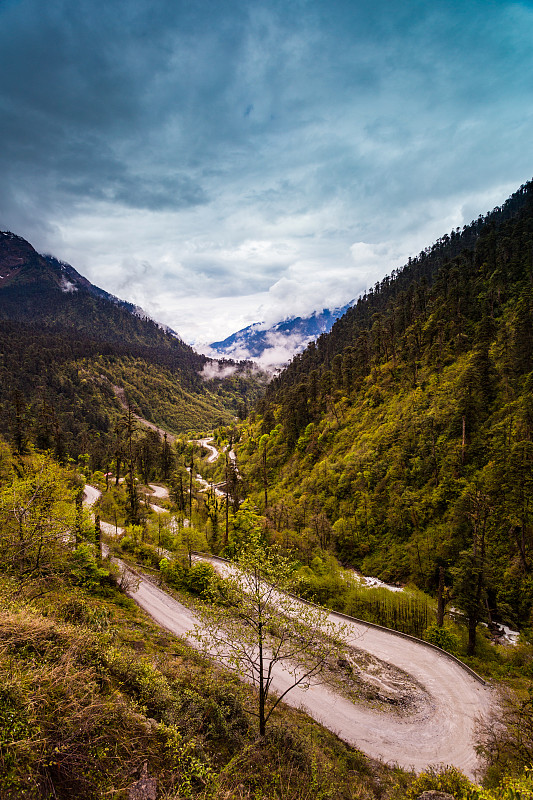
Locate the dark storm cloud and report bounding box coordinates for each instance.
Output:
[1,0,533,341]
[0,0,221,213]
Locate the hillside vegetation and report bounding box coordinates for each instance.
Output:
[0,438,419,800]
[3,184,533,797]
[2,432,533,798]
[0,232,266,468]
[237,181,533,654]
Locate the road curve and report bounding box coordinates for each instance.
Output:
[300,614,490,778]
[149,483,170,500]
[83,484,102,507]
[84,485,493,778]
[123,559,492,779]
[193,555,492,778]
[195,437,220,463]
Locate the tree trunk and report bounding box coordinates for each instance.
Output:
[75,487,83,545]
[258,620,266,737]
[225,455,229,547]
[512,524,530,572]
[189,456,193,520]
[262,447,268,511]
[95,515,102,556]
[431,426,439,485]
[437,565,445,626]
[467,614,477,656]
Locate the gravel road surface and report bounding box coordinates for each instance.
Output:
[123,556,493,778]
[84,484,493,778]
[149,484,170,500]
[195,437,219,463]
[83,484,102,507]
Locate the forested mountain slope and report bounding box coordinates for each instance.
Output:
[239,181,533,644]
[0,232,264,465]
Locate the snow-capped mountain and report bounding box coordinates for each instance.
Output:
[209,303,354,368]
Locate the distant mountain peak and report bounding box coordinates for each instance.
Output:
[209,302,354,368]
[0,230,179,336]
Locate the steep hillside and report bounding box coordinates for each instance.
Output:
[0,232,265,464]
[238,181,533,646]
[0,231,198,353]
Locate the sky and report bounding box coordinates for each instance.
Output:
[1,0,533,348]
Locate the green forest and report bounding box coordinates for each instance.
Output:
[237,181,533,656]
[2,184,533,798]
[0,233,266,466]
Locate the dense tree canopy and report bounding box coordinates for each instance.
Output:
[239,181,533,642]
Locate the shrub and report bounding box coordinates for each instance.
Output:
[186,563,217,600]
[405,765,474,799]
[424,623,460,654]
[0,684,33,793]
[344,584,431,638]
[120,535,160,568]
[70,544,110,591]
[60,597,110,631]
[159,558,218,600]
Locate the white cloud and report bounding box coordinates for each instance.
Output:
[1,0,533,346]
[203,329,315,372]
[199,361,239,380]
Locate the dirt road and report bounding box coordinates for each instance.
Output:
[195,437,219,463]
[195,437,238,470]
[306,618,490,777]
[84,485,493,778]
[123,560,490,777]
[83,484,102,507]
[194,554,492,778]
[149,484,170,500]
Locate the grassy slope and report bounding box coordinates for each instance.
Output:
[0,573,413,800]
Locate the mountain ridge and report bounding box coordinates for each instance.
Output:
[0,230,179,335]
[0,230,265,462]
[209,302,354,366]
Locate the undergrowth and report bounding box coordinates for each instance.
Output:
[0,575,416,800]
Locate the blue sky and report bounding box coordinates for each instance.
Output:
[1,0,533,344]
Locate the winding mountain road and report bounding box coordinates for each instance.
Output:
[84,483,493,778]
[195,436,239,471]
[149,483,170,500]
[190,554,492,778]
[195,437,220,463]
[304,615,490,778]
[120,555,493,778]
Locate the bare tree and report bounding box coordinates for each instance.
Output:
[192,543,348,737]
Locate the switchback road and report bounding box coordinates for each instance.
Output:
[84,484,493,778]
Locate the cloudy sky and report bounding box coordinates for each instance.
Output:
[1,0,533,346]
